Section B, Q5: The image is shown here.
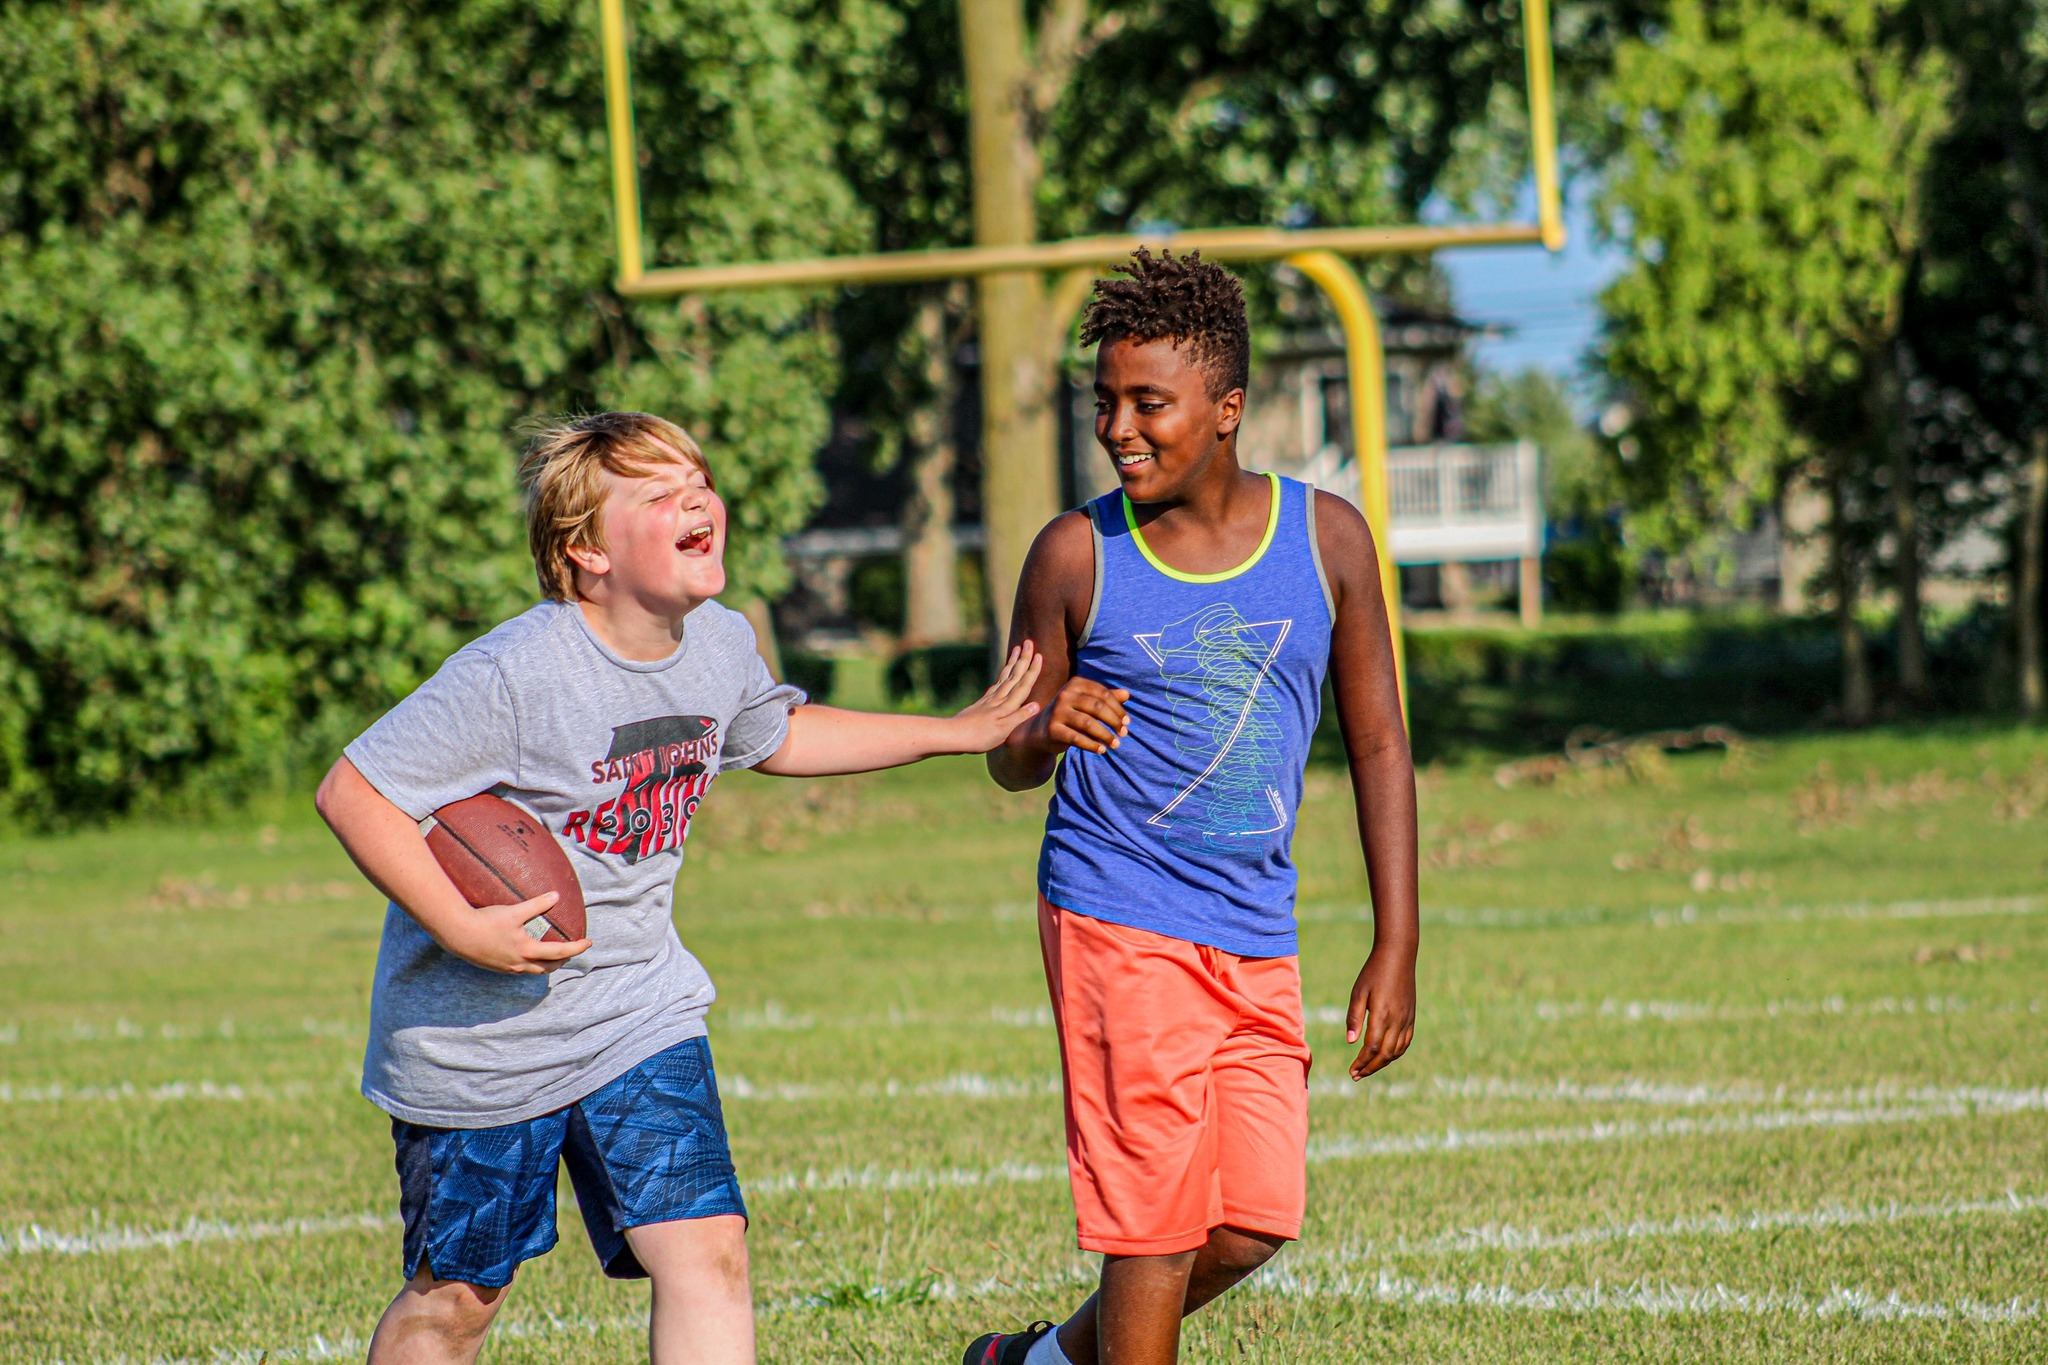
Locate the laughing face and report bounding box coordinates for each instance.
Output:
[573,454,726,611]
[1093,335,1244,503]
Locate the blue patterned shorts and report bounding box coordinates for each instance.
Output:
[391,1036,745,1288]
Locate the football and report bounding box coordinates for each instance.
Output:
[425,793,588,943]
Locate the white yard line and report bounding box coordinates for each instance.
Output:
[741,1089,2048,1197]
[29,1184,2044,1273]
[56,1275,2040,1365]
[4,1212,394,1258]
[1245,1266,2042,1323]
[1327,1189,2048,1259]
[0,1080,327,1104]
[724,1072,1060,1101]
[9,1070,2045,1128]
[1305,1091,2048,1162]
[33,1195,2046,1363]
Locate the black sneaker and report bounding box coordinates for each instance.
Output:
[961,1320,1055,1365]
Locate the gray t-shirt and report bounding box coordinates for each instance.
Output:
[344,599,803,1127]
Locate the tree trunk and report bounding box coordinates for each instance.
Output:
[959,0,1060,646]
[1829,457,1874,725]
[1883,355,1927,702]
[2020,429,2048,719]
[738,596,784,683]
[902,293,965,646]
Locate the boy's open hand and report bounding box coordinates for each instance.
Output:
[948,643,1045,752]
[1044,675,1131,755]
[435,892,593,975]
[1345,945,1417,1080]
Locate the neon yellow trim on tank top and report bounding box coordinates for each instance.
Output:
[1122,470,1282,584]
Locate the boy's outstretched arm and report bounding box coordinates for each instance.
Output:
[752,643,1043,777]
[987,512,1131,791]
[1316,490,1421,1081]
[315,758,591,973]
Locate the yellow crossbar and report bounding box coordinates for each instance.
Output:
[616,224,1548,297]
[597,0,1566,296]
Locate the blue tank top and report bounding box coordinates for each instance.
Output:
[1038,472,1334,957]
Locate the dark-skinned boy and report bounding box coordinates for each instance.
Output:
[966,250,1420,1365]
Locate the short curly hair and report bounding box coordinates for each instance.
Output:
[1079,248,1250,399]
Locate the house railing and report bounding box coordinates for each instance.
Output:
[1309,441,1541,566]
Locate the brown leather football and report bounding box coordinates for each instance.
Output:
[425,793,588,943]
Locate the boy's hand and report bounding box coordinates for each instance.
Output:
[947,643,1045,752]
[434,891,593,975]
[1042,675,1131,755]
[1345,944,1416,1080]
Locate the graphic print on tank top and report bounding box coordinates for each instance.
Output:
[1135,603,1294,845]
[1037,473,1333,956]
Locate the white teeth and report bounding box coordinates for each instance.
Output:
[1117,453,1153,467]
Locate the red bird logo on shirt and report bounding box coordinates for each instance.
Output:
[563,715,719,864]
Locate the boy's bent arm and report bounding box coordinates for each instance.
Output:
[1316,490,1421,1081]
[751,645,1042,777]
[314,757,589,973]
[988,511,1128,791]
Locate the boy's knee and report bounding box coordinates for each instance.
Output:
[701,1220,752,1291]
[1209,1227,1283,1279]
[636,1213,751,1296]
[399,1273,507,1345]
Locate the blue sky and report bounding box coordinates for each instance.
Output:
[1435,183,1626,388]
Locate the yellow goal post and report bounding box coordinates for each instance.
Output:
[594,0,1568,710]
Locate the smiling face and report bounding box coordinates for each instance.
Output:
[1093,335,1244,503]
[567,455,726,613]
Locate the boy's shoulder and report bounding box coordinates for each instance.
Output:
[438,598,760,691]
[459,600,576,663]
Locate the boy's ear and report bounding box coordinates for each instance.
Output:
[1216,387,1245,438]
[565,542,611,580]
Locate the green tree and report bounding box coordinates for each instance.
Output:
[0,0,868,818]
[1909,0,2048,715]
[1597,0,1949,721]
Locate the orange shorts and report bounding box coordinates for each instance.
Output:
[1038,896,1311,1256]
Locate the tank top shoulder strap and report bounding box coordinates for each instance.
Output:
[1287,476,1337,623]
[1078,492,1118,650]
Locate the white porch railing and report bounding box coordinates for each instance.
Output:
[1307,441,1542,565]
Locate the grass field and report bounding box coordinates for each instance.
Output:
[3,722,2046,1363]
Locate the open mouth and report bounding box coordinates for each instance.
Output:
[1115,451,1155,470]
[676,521,715,554]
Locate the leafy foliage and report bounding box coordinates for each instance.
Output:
[0,0,869,818]
[1041,0,1551,236]
[1595,0,1950,544]
[1905,0,2048,550]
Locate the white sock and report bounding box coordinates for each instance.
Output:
[1024,1325,1073,1365]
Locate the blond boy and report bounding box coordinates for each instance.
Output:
[317,412,1039,1364]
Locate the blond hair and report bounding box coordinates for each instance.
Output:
[519,412,713,601]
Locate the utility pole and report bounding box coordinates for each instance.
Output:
[959,0,1061,644]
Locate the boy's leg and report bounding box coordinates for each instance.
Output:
[377,1110,573,1365]
[1053,1226,1284,1365]
[561,1037,753,1363]
[625,1213,754,1365]
[367,1269,511,1365]
[980,904,1307,1365]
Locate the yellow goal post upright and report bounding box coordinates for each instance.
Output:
[594,0,1568,711]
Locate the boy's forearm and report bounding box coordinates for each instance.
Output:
[987,720,1058,791]
[315,759,476,943]
[1353,735,1421,955]
[752,705,972,777]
